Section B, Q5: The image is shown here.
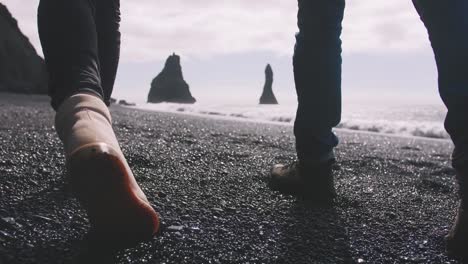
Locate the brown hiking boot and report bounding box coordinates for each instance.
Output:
[446,157,468,258]
[269,159,336,203]
[446,202,468,258]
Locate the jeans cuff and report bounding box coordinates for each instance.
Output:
[298,149,336,164]
[453,147,468,168]
[75,88,104,100]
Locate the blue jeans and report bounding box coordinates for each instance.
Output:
[294,0,468,162]
[38,0,121,110]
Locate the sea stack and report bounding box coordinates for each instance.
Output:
[259,64,278,105]
[148,53,196,104]
[0,3,48,94]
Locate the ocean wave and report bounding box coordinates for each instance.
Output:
[336,121,449,139]
[134,103,449,140]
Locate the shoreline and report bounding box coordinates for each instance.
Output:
[123,103,452,143]
[1,93,448,142]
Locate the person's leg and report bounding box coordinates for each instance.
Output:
[95,0,121,105]
[294,0,344,162]
[269,0,345,201]
[38,0,103,110]
[38,0,159,246]
[412,0,468,256]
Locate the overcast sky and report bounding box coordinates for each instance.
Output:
[3,0,441,104]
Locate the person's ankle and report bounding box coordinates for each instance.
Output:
[452,147,468,169]
[74,89,103,100]
[55,93,111,129]
[54,93,116,156]
[298,150,336,165]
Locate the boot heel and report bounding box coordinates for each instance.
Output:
[67,143,160,248]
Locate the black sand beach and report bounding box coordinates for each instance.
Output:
[0,93,462,263]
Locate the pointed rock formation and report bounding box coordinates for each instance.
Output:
[148,53,196,104]
[0,3,48,94]
[259,64,278,105]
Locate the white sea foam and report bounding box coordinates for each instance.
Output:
[132,101,449,139]
[336,119,448,139]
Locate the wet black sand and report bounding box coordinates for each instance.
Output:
[0,93,463,263]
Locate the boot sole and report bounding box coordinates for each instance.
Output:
[67,143,160,248]
[446,237,467,258]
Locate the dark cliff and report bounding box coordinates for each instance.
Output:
[0,3,48,94]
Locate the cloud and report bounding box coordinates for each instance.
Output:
[3,0,431,62]
[119,0,298,61]
[342,1,431,53]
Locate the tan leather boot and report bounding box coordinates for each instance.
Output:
[55,93,159,246]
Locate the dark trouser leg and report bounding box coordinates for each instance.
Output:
[294,0,345,162]
[412,0,468,161]
[38,0,121,110]
[414,1,468,253]
[96,0,121,105]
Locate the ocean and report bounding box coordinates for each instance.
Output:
[132,98,449,140]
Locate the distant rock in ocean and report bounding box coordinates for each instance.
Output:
[0,3,48,94]
[118,100,136,106]
[259,64,278,105]
[148,53,196,104]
